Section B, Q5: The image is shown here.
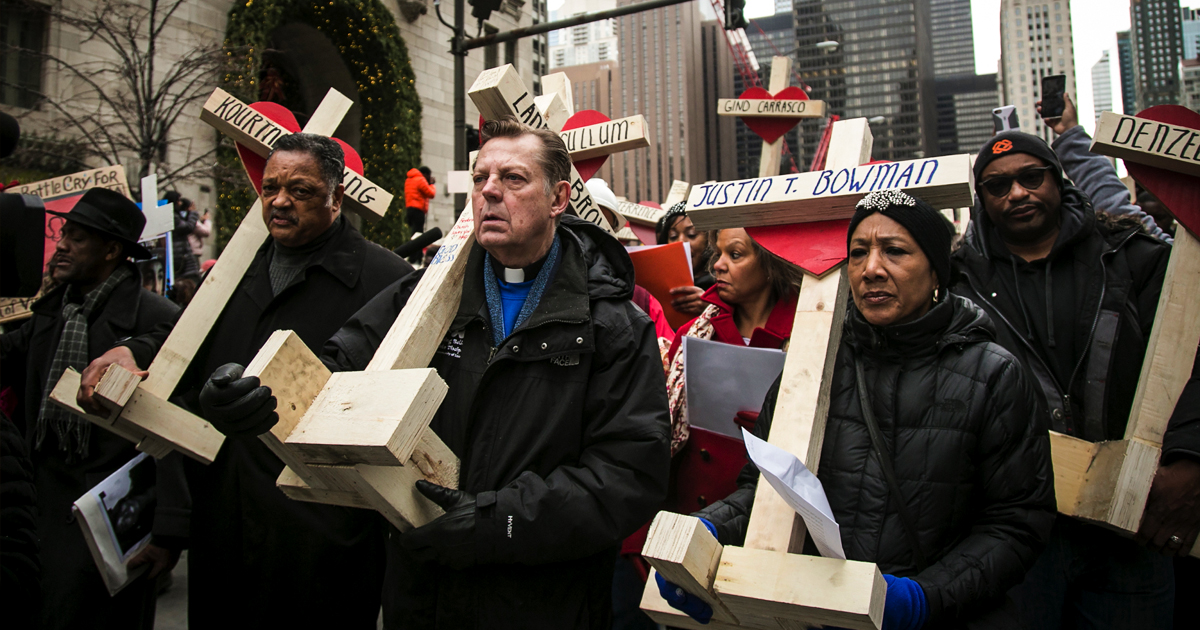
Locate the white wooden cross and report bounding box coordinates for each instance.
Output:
[638,119,977,628]
[1052,111,1200,558]
[249,65,645,530]
[720,57,826,179]
[48,88,393,464]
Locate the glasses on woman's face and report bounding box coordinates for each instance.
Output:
[978,166,1054,198]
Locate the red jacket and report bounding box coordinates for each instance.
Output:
[623,286,797,561]
[404,168,436,212]
[666,284,797,364]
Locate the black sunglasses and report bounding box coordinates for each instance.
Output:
[978,166,1054,198]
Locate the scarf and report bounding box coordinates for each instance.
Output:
[37,264,133,459]
[664,303,720,456]
[483,235,562,347]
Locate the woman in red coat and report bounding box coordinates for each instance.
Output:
[662,227,805,513]
[618,228,803,578]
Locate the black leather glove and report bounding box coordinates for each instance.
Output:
[400,480,477,570]
[198,363,277,438]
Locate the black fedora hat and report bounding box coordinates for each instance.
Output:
[48,187,153,260]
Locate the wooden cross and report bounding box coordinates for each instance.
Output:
[47,88,394,464]
[1052,111,1200,558]
[720,57,826,179]
[664,180,691,208]
[251,65,641,530]
[638,119,977,628]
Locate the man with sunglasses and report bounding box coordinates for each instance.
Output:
[952,131,1190,629]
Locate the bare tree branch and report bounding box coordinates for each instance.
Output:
[9,0,229,192]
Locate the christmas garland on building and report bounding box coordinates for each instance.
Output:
[216,0,422,252]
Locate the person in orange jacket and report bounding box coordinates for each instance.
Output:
[404,166,436,234]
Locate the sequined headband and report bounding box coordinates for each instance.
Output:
[855,189,917,211]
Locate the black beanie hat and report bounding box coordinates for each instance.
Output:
[846,190,953,289]
[973,130,1065,190]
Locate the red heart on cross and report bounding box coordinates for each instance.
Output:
[234,101,365,195]
[1122,105,1200,237]
[736,86,810,145]
[561,109,612,181]
[747,219,850,276]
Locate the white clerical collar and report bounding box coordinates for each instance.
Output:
[503,267,525,283]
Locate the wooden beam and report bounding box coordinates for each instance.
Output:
[541,72,574,116]
[686,154,975,230]
[718,99,826,118]
[757,57,795,179]
[715,546,885,630]
[825,118,875,172]
[200,88,390,222]
[663,180,690,208]
[743,268,850,552]
[276,466,373,510]
[7,164,131,200]
[93,365,143,418]
[1126,227,1200,445]
[560,115,651,161]
[468,64,615,235]
[1091,112,1200,178]
[285,369,448,466]
[366,209,476,371]
[641,512,739,625]
[619,200,666,227]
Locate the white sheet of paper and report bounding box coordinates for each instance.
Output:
[742,428,846,559]
[683,337,786,438]
[624,242,693,282]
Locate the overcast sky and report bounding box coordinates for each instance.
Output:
[548,1,1166,136]
[744,0,1147,136]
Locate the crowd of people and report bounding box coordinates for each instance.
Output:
[0,90,1196,630]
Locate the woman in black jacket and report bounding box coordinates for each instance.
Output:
[662,190,1057,629]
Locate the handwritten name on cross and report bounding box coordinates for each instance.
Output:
[50,88,384,464]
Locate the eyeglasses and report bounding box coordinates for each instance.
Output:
[978,166,1054,198]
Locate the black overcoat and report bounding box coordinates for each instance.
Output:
[123,217,412,629]
[0,264,183,630]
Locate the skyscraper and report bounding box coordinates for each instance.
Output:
[1092,50,1114,120]
[792,0,937,164]
[548,0,618,70]
[1182,7,1200,59]
[1117,30,1138,112]
[998,0,1078,144]
[931,0,998,155]
[610,0,739,203]
[1130,0,1183,109]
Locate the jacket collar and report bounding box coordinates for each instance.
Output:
[243,216,366,310]
[699,284,798,348]
[846,293,994,359]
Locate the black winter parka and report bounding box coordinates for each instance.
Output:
[697,295,1057,628]
[325,216,672,629]
[950,189,1171,443]
[119,217,412,629]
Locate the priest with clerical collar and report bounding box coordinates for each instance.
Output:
[297,117,671,628]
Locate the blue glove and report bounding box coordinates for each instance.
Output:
[655,571,713,624]
[883,574,928,630]
[653,517,720,624]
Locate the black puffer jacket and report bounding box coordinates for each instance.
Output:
[326,215,671,629]
[951,187,1171,442]
[697,295,1056,628]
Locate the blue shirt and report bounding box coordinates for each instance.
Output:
[496,277,535,338]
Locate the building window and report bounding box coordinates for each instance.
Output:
[597,42,608,61]
[0,1,46,109]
